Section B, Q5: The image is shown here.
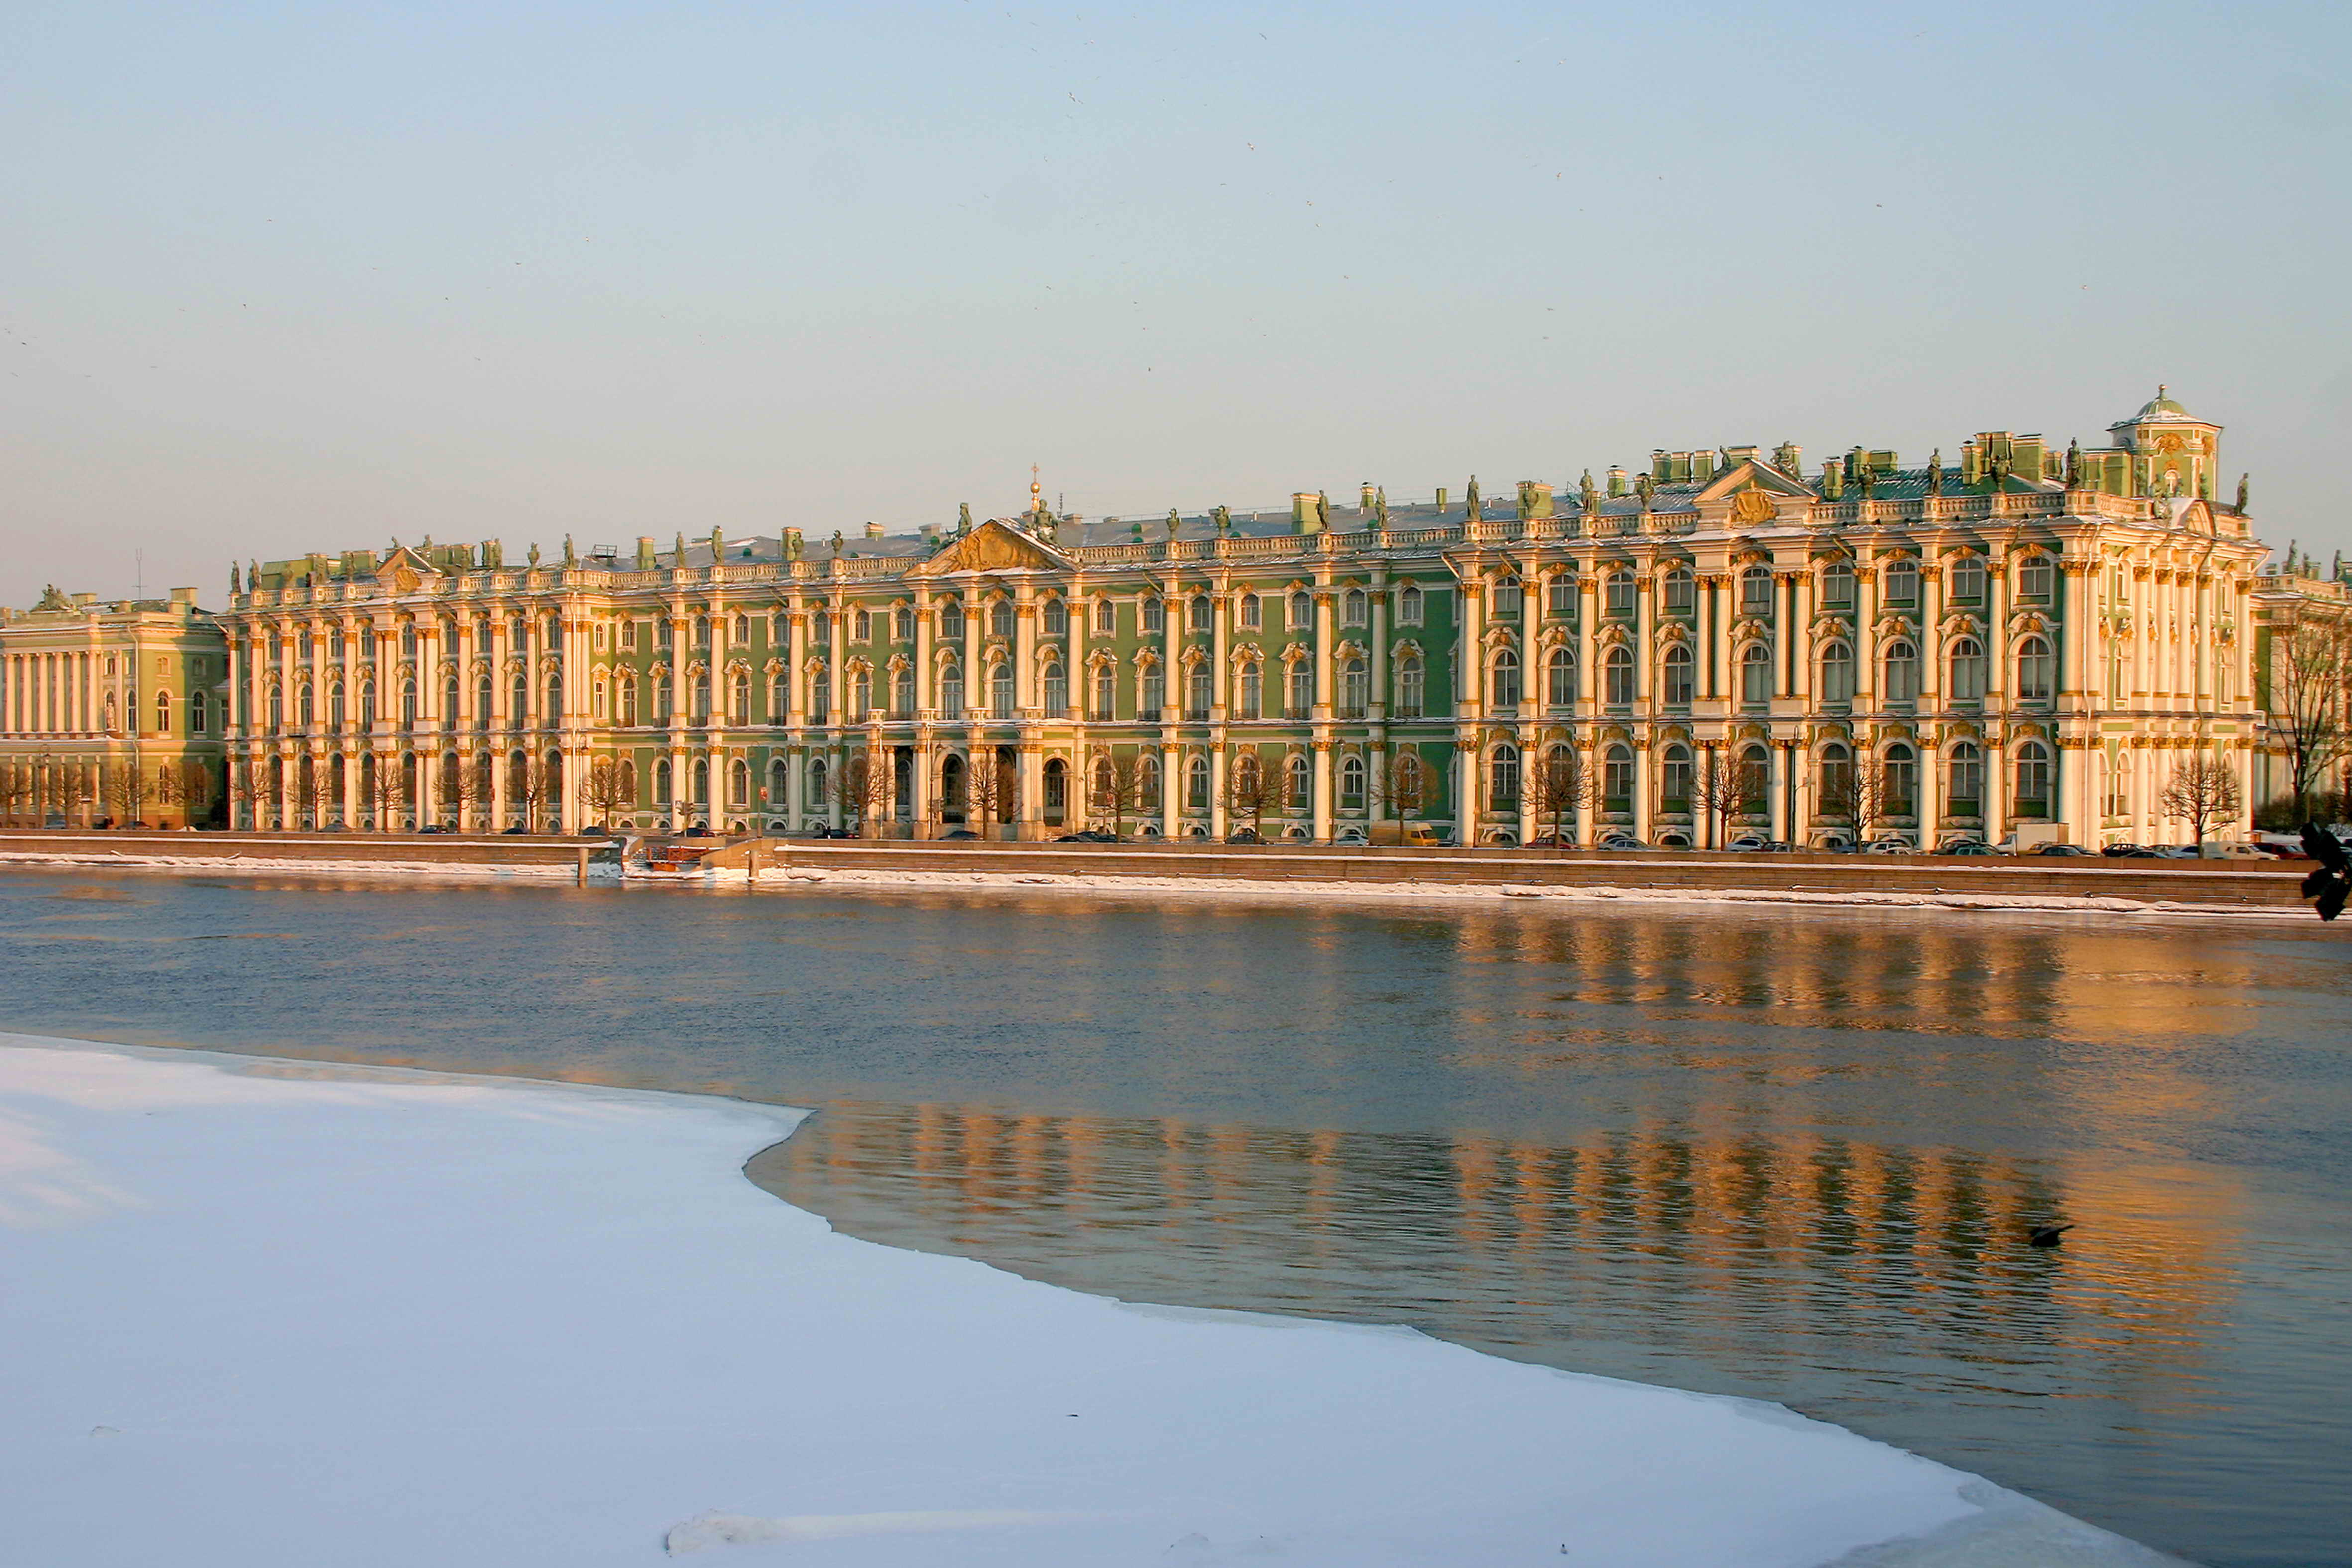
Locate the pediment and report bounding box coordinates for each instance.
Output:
[376,546,441,595]
[908,519,1073,577]
[1693,460,1815,513]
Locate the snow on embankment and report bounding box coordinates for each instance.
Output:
[0,1038,2187,1568]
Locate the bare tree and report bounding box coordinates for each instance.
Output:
[581,758,631,830]
[290,758,336,830]
[1527,746,1598,845]
[1377,751,1429,822]
[0,763,32,826]
[962,750,1017,839]
[1088,750,1145,838]
[1223,748,1276,837]
[2269,619,2352,814]
[1693,750,1758,847]
[2159,752,2244,848]
[229,757,267,829]
[355,756,410,830]
[840,748,895,837]
[442,752,492,831]
[509,752,563,831]
[101,757,153,825]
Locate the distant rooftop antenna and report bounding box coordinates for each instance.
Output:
[135,549,143,601]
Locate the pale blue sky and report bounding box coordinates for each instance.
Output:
[5,1,2348,603]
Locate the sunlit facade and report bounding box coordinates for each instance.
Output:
[216,391,2313,845]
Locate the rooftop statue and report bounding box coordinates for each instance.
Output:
[35,584,70,611]
[673,532,687,567]
[229,563,241,595]
[1374,487,1389,528]
[563,535,577,567]
[958,502,973,536]
[1772,441,1801,477]
[1579,469,1600,512]
[527,543,541,568]
[1634,472,1655,510]
[1211,505,1232,536]
[1464,475,1480,520]
[2237,473,2250,512]
[1925,449,1942,496]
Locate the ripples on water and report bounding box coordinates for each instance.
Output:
[0,870,2346,1568]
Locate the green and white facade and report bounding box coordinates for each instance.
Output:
[218,391,2324,846]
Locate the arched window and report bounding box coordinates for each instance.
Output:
[1042,757,1067,816]
[850,668,872,722]
[692,758,709,806]
[513,674,530,724]
[1948,637,1986,701]
[763,757,783,809]
[1547,646,1578,708]
[991,660,1015,719]
[2018,555,2054,601]
[1882,640,1919,702]
[188,691,207,736]
[1186,661,1211,720]
[1606,645,1636,706]
[546,673,562,719]
[1338,658,1367,718]
[269,685,282,732]
[1094,598,1116,636]
[1741,643,1772,705]
[731,673,750,725]
[1660,743,1693,811]
[938,602,963,641]
[1340,753,1366,807]
[440,675,457,729]
[1394,752,1424,812]
[1818,743,1853,814]
[1238,662,1262,720]
[1741,567,1774,614]
[1092,663,1117,721]
[768,674,787,723]
[1186,754,1210,809]
[1947,741,1983,814]
[298,684,314,727]
[1090,756,1114,807]
[1822,560,1855,607]
[1548,574,1578,617]
[1189,593,1212,632]
[1286,660,1312,717]
[1043,662,1067,717]
[2015,739,2052,816]
[1739,743,1772,815]
[653,757,673,805]
[1395,655,1423,719]
[1884,559,1920,604]
[620,760,639,807]
[808,667,830,725]
[1139,661,1164,716]
[1603,744,1634,809]
[1139,753,1161,810]
[729,759,750,808]
[893,606,913,642]
[1486,752,1524,818]
[1042,598,1067,637]
[991,599,1016,639]
[621,679,638,727]
[1605,570,1635,616]
[1950,556,1987,601]
[1664,567,1696,614]
[1882,743,1918,816]
[1239,592,1262,630]
[1662,644,1695,705]
[939,660,962,720]
[357,683,375,728]
[691,673,710,723]
[1820,641,1855,704]
[1489,648,1521,708]
[2016,636,2054,702]
[1397,584,1422,626]
[1286,752,1311,809]
[1288,591,1312,630]
[892,664,914,717]
[155,689,172,733]
[807,757,827,810]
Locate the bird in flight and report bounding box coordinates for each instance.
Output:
[2299,822,2349,920]
[2028,1223,2073,1249]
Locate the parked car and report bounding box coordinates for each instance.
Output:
[418,823,452,834]
[2150,844,2200,859]
[2102,842,2157,858]
[681,824,713,839]
[1225,829,1264,845]
[1863,837,1916,855]
[1941,839,1999,856]
[1525,833,1576,848]
[500,824,529,835]
[2026,841,2095,857]
[942,829,981,840]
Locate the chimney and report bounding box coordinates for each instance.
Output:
[864,520,885,539]
[636,536,657,570]
[1607,465,1629,497]
[1360,482,1377,510]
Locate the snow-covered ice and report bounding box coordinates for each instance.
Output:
[0,1036,2189,1567]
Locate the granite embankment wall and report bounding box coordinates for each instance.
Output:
[696,837,2313,910]
[0,831,614,875]
[0,830,2313,909]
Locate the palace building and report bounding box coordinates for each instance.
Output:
[0,587,228,827]
[213,390,2332,847]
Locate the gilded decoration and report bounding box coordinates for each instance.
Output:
[1730,489,1779,526]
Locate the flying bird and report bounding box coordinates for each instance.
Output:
[2028,1224,2073,1248]
[2300,822,2349,920]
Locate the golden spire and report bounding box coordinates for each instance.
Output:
[1031,463,1043,512]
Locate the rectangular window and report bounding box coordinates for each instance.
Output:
[1142,598,1164,634]
[1286,664,1313,719]
[1095,600,1116,635]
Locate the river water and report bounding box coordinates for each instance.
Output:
[1,869,2345,1567]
